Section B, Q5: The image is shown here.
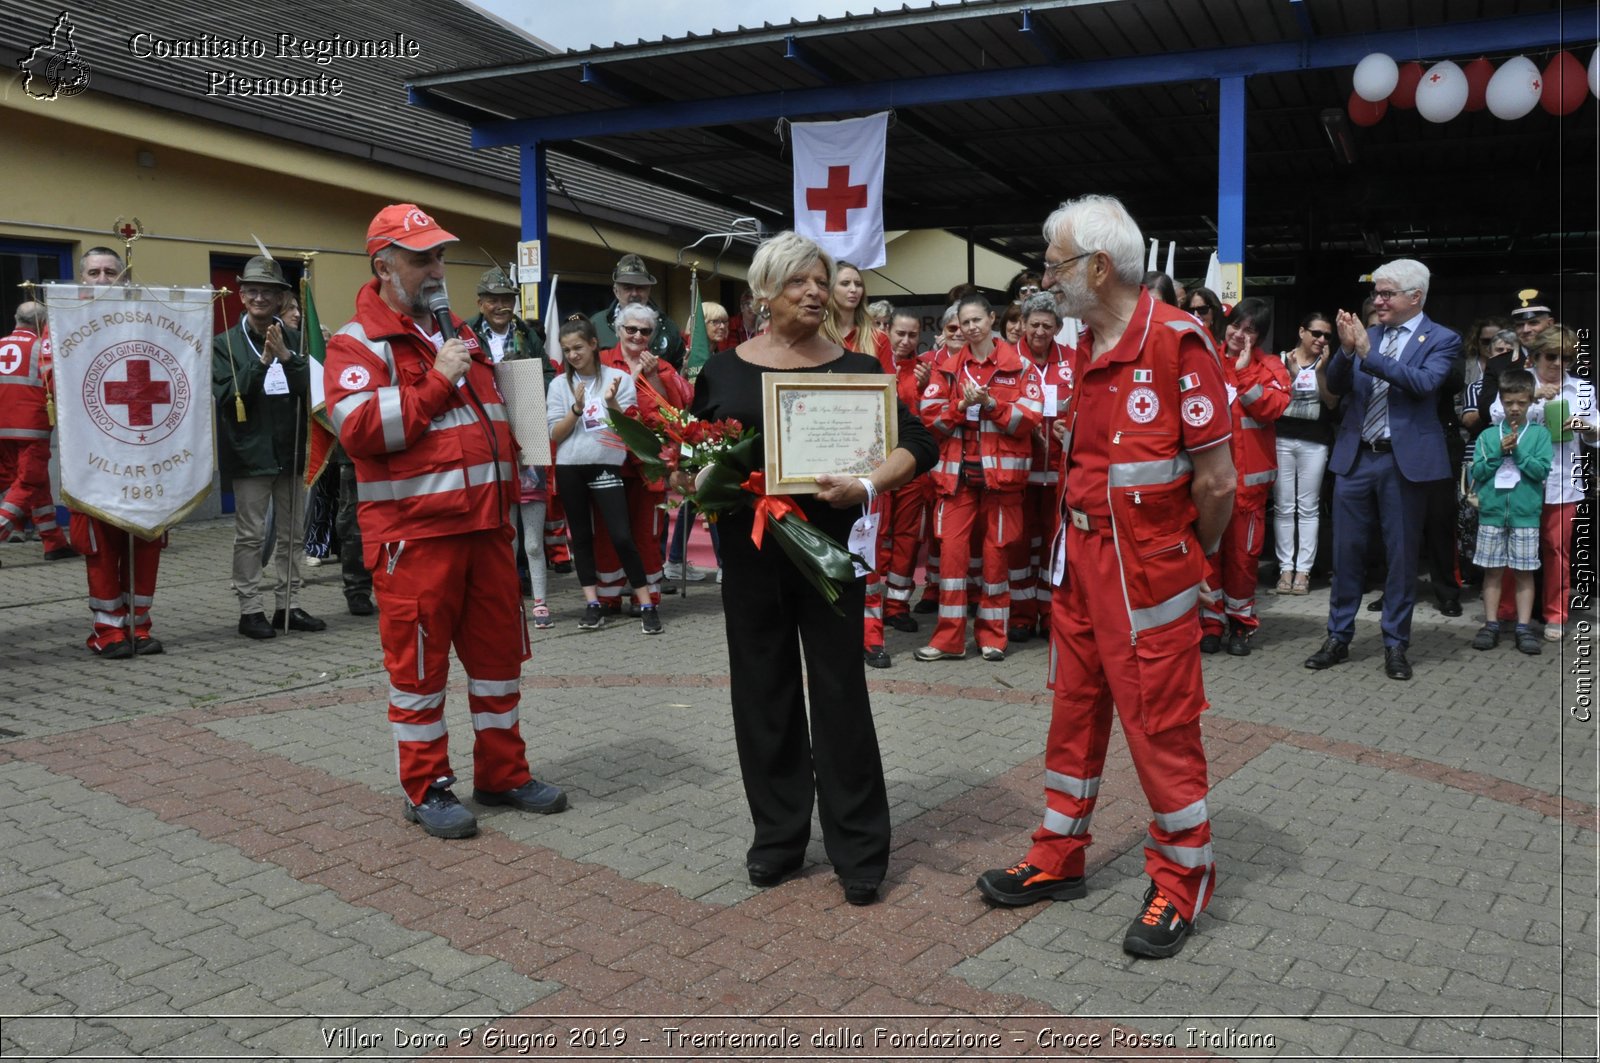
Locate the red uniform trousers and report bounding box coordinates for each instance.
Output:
[594,477,663,607]
[543,481,572,565]
[72,512,163,651]
[883,476,933,620]
[928,485,1021,654]
[1201,491,1268,636]
[373,528,534,805]
[1032,524,1216,921]
[1542,500,1576,626]
[1006,483,1053,634]
[862,492,893,649]
[0,440,68,550]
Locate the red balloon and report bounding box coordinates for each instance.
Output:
[1541,51,1586,115]
[1391,62,1425,108]
[1348,90,1388,126]
[1464,57,1494,111]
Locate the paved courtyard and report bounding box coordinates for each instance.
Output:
[0,517,1595,1061]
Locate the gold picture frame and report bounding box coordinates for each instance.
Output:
[761,372,897,495]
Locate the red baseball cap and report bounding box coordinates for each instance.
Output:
[365,203,458,256]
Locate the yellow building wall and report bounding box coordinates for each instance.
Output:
[0,91,711,325]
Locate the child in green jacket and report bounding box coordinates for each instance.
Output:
[1469,369,1552,655]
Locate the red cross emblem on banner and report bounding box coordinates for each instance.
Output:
[104,359,172,427]
[805,165,868,232]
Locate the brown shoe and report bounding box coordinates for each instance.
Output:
[1291,572,1311,595]
[1274,570,1293,594]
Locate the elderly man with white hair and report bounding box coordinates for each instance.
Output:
[1304,258,1460,681]
[976,194,1235,959]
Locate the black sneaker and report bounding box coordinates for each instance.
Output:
[1122,881,1192,958]
[886,612,919,633]
[1199,633,1222,654]
[93,639,134,660]
[976,860,1086,907]
[1226,628,1251,656]
[1515,626,1542,655]
[1471,623,1500,651]
[640,607,663,635]
[577,602,607,630]
[913,597,937,615]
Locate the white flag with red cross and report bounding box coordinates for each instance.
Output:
[792,112,888,270]
[45,283,216,536]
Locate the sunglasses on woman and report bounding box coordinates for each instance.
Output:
[621,325,654,336]
[1305,328,1333,340]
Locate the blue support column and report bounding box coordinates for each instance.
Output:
[520,141,549,322]
[522,141,548,245]
[1216,76,1246,301]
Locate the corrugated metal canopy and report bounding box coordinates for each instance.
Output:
[408,0,1598,283]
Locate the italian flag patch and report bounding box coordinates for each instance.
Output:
[1132,369,1154,383]
[1179,372,1201,392]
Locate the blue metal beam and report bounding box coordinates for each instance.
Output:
[783,35,837,82]
[1287,0,1315,39]
[1217,77,1246,267]
[1018,8,1064,64]
[460,11,1577,148]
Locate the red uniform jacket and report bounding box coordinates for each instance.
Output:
[919,341,1044,494]
[1024,339,1074,487]
[324,281,517,569]
[599,345,691,491]
[1056,293,1230,643]
[1222,351,1291,504]
[0,327,50,440]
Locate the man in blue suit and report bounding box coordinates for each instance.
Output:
[1305,259,1460,680]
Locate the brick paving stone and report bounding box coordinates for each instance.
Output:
[2,519,1593,1056]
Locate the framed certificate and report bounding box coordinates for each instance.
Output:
[762,372,897,495]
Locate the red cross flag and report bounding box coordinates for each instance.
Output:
[45,283,216,536]
[792,112,888,270]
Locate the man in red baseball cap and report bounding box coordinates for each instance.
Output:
[324,203,568,839]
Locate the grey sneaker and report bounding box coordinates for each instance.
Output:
[474,778,568,814]
[404,780,478,839]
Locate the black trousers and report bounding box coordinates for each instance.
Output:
[555,463,645,589]
[718,511,890,883]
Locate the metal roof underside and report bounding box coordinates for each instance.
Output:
[408,0,1600,279]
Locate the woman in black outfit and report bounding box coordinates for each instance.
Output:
[683,231,936,906]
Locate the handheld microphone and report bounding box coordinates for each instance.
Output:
[426,285,454,343]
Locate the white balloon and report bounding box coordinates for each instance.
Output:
[1354,53,1400,102]
[1589,48,1599,98]
[1416,60,1468,122]
[1487,56,1543,120]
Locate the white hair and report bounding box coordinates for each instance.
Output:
[746,230,835,303]
[1372,258,1431,303]
[614,302,660,332]
[1042,194,1145,285]
[1020,292,1061,323]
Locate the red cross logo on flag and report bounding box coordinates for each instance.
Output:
[792,112,888,269]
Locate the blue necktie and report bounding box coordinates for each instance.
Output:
[1361,326,1402,443]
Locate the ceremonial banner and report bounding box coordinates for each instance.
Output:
[301,278,337,485]
[46,284,215,536]
[792,112,888,270]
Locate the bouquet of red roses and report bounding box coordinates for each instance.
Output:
[608,381,866,613]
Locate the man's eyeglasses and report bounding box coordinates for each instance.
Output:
[1371,288,1417,302]
[621,325,654,336]
[1306,328,1333,340]
[239,289,278,302]
[1042,251,1093,278]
